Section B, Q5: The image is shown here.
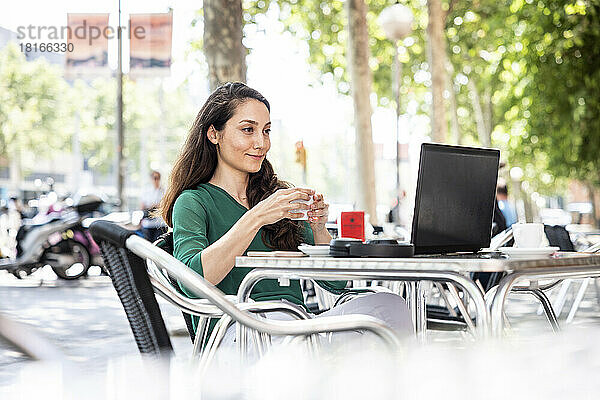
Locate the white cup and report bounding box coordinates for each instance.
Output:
[289,195,314,221]
[512,223,545,248]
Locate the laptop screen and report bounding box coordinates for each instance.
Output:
[411,143,500,254]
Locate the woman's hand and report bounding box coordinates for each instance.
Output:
[308,193,329,231]
[250,188,315,226]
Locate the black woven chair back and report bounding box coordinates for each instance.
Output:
[155,231,196,343]
[98,238,173,356]
[544,225,575,251]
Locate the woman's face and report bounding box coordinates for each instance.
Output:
[210,99,271,174]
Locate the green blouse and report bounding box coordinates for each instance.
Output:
[172,183,346,332]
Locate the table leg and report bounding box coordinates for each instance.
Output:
[238,268,490,339]
[405,282,415,335]
[416,281,427,342]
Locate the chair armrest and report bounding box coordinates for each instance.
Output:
[150,275,236,317]
[152,274,313,321]
[149,258,313,320]
[584,241,600,253]
[127,235,400,349]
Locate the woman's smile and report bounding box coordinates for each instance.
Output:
[246,153,264,161]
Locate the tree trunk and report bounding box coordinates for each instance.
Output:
[587,183,600,228]
[203,0,246,91]
[346,0,378,225]
[483,89,493,138]
[467,78,491,147]
[447,64,461,144]
[427,0,447,143]
[449,82,461,145]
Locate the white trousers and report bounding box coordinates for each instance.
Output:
[220,292,414,347]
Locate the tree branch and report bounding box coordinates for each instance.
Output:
[445,0,458,19]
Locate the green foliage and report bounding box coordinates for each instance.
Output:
[244,0,432,114]
[242,0,600,197]
[71,77,194,177]
[0,42,194,185]
[0,43,71,159]
[447,0,600,193]
[512,1,600,187]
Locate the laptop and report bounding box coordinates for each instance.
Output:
[410,143,500,257]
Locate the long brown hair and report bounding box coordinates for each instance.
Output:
[159,82,303,250]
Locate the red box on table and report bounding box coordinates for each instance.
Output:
[339,211,365,242]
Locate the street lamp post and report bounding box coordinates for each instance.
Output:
[378,4,413,224]
[116,0,125,210]
[510,166,526,223]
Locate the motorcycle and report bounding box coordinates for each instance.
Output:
[0,194,106,280]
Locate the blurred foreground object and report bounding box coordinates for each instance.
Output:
[0,312,64,361]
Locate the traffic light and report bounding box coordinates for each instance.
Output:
[295,141,307,169]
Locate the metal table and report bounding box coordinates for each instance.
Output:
[235,253,600,340]
[488,253,600,336]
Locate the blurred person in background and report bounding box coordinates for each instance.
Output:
[159,82,413,345]
[387,190,410,228]
[496,179,517,228]
[8,196,26,220]
[140,170,166,242]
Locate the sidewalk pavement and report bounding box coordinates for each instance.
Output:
[0,267,191,385]
[2,266,600,387]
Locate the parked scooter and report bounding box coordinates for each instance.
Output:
[0,194,106,280]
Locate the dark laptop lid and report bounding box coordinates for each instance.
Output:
[411,143,500,255]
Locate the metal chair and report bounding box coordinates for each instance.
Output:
[149,231,391,354]
[89,221,401,363]
[555,242,600,323]
[484,226,584,334]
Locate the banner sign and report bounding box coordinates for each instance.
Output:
[129,11,173,76]
[65,13,109,77]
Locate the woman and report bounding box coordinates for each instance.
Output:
[160,82,412,344]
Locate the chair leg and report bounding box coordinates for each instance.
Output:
[552,279,572,318]
[391,281,404,295]
[434,282,458,317]
[405,282,416,335]
[594,278,600,307]
[254,330,269,357]
[198,316,234,378]
[192,316,209,359]
[485,285,512,335]
[416,281,427,342]
[308,333,321,356]
[566,278,590,324]
[502,311,511,331]
[446,283,476,334]
[518,289,560,332]
[405,281,429,340]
